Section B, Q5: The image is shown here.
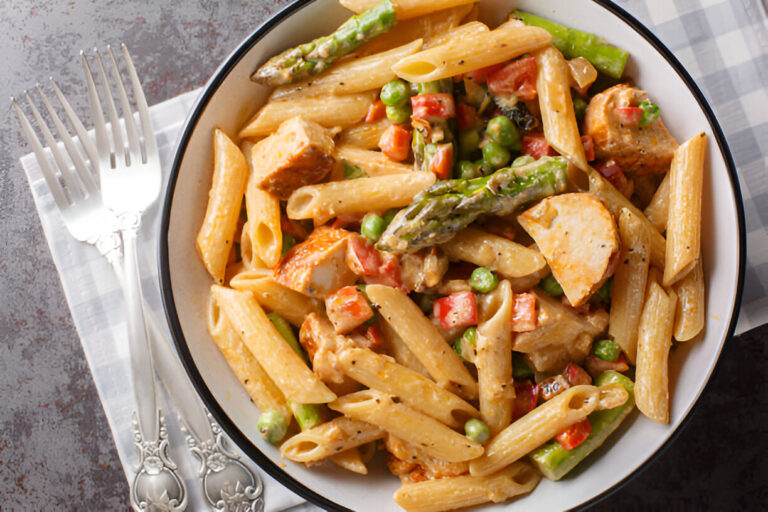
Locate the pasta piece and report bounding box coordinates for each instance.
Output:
[338,347,479,429]
[422,20,489,49]
[239,222,268,270]
[340,0,477,20]
[536,45,589,181]
[525,331,592,373]
[337,117,391,150]
[439,227,546,279]
[270,40,423,100]
[196,129,248,283]
[212,285,336,404]
[239,91,376,138]
[394,461,541,512]
[469,385,609,477]
[280,416,385,463]
[379,316,431,377]
[475,280,515,435]
[207,293,290,419]
[635,279,677,423]
[242,140,282,267]
[588,167,666,269]
[286,172,436,223]
[365,284,478,400]
[673,257,705,341]
[329,389,483,462]
[608,208,651,364]
[643,171,670,233]
[663,132,707,286]
[330,448,368,475]
[229,270,320,327]
[392,26,551,83]
[336,145,413,176]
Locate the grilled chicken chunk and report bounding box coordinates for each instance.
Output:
[250,116,335,199]
[584,84,678,174]
[518,193,619,307]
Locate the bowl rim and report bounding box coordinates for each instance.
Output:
[158,0,747,510]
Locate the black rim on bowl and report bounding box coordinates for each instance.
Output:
[159,1,747,510]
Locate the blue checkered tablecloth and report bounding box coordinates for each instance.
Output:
[18,1,767,510]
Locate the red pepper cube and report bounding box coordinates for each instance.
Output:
[365,99,386,123]
[615,105,644,125]
[345,235,382,276]
[429,143,453,179]
[581,134,595,162]
[487,56,538,101]
[512,380,539,421]
[555,417,592,450]
[511,292,537,332]
[411,93,456,119]
[457,102,478,130]
[521,133,557,160]
[563,362,592,386]
[325,285,374,334]
[466,62,505,84]
[433,291,477,330]
[379,123,412,162]
[363,323,386,352]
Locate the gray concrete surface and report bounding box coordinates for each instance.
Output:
[0,1,765,510]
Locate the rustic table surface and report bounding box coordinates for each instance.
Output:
[1,1,765,510]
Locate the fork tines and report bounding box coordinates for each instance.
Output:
[81,44,156,171]
[12,80,99,211]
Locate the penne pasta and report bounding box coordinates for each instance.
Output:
[196,128,248,283]
[329,389,484,462]
[365,284,478,400]
[663,132,707,287]
[475,280,515,435]
[644,171,670,233]
[340,0,478,19]
[634,279,676,423]
[392,26,551,83]
[422,20,489,49]
[242,140,283,267]
[336,117,391,150]
[673,257,705,342]
[229,269,320,327]
[330,448,369,475]
[394,461,541,512]
[336,145,414,176]
[270,40,423,100]
[280,416,385,463]
[239,91,376,138]
[440,227,546,279]
[378,316,431,377]
[286,172,436,222]
[211,285,336,404]
[338,347,479,429]
[608,208,651,365]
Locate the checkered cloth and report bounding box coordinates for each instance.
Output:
[18,0,767,510]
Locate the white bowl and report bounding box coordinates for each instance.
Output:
[159,1,746,510]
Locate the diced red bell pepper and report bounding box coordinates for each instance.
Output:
[365,99,387,123]
[487,56,538,101]
[512,380,539,421]
[555,418,592,450]
[411,93,456,119]
[379,124,412,162]
[429,143,454,179]
[521,134,557,160]
[466,62,506,84]
[364,252,406,291]
[457,102,478,130]
[616,106,643,125]
[363,323,386,352]
[585,353,630,380]
[433,291,477,330]
[563,362,592,386]
[594,159,630,194]
[538,374,570,401]
[511,292,537,332]
[581,134,595,162]
[345,235,382,276]
[325,286,374,334]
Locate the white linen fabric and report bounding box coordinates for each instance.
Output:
[17,0,767,510]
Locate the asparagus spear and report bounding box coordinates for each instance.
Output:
[252,0,397,86]
[513,10,629,79]
[529,371,635,481]
[376,156,567,253]
[267,312,325,430]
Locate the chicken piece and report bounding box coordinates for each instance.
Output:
[274,226,357,298]
[518,194,619,307]
[584,84,678,174]
[385,435,469,484]
[399,248,449,292]
[325,285,374,334]
[299,313,360,395]
[250,116,335,199]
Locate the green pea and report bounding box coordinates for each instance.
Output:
[462,326,477,346]
[281,233,296,257]
[512,352,534,379]
[458,160,481,180]
[486,115,519,148]
[464,418,490,443]
[380,79,410,106]
[573,96,588,121]
[385,103,411,124]
[511,154,535,167]
[482,141,511,170]
[458,129,481,159]
[361,213,386,242]
[593,276,613,302]
[469,266,498,293]
[539,274,564,297]
[593,339,621,362]
[638,100,660,126]
[257,411,288,444]
[453,338,465,359]
[343,160,368,180]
